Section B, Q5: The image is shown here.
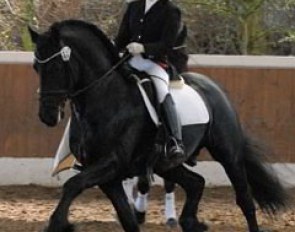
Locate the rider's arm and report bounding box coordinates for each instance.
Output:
[143,6,181,58]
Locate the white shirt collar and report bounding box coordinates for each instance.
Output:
[145,0,158,14]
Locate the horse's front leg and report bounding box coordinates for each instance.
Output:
[101,181,140,232]
[44,162,116,232]
[134,175,150,224]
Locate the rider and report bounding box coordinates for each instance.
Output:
[115,0,188,165]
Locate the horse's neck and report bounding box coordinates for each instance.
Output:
[69,34,130,119]
[73,71,128,118]
[72,43,114,96]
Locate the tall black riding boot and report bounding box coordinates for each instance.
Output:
[161,94,185,166]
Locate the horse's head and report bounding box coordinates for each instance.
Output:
[29,26,75,127]
[29,20,120,127]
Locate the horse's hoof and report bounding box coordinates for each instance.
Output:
[179,219,208,232]
[166,218,178,229]
[134,209,146,224]
[64,224,75,232]
[43,222,75,232]
[198,222,208,231]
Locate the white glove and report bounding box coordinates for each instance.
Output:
[126,42,145,55]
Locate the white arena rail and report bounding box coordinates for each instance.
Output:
[1,52,295,68]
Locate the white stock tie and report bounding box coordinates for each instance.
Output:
[145,0,158,14]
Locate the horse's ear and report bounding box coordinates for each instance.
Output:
[28,26,39,44]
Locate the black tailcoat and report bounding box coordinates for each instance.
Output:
[115,0,187,69]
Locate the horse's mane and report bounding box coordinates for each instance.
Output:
[49,19,120,64]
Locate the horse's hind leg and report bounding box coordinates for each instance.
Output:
[101,180,140,232]
[223,162,261,232]
[208,147,260,232]
[164,179,175,193]
[158,165,207,232]
[164,180,178,228]
[134,175,150,224]
[135,176,178,227]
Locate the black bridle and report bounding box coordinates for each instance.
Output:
[34,45,131,99]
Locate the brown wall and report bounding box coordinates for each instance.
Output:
[0,63,294,161]
[0,64,67,157]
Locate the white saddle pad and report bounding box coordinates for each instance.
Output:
[171,84,209,126]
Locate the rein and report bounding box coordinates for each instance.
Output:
[34,45,131,99]
[70,53,131,98]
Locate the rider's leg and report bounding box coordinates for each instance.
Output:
[150,73,185,165]
[160,91,185,162]
[129,55,185,165]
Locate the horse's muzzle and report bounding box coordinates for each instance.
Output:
[38,95,66,127]
[39,105,60,127]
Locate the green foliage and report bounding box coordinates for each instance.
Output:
[20,0,35,51]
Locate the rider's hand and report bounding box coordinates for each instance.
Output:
[126,42,145,55]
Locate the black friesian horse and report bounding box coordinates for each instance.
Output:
[29,20,288,232]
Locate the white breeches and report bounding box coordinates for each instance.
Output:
[129,55,169,103]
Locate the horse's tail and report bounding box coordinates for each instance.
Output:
[242,134,289,213]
